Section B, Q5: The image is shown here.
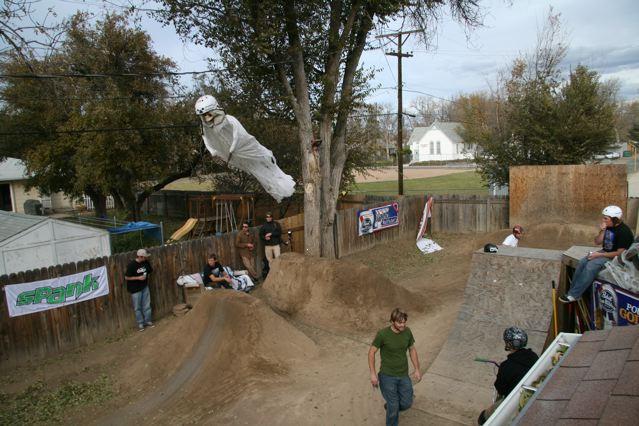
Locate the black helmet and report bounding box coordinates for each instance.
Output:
[504,326,528,350]
[484,243,498,253]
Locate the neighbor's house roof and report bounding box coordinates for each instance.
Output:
[0,157,28,182]
[519,325,639,424]
[408,121,464,146]
[0,210,47,243]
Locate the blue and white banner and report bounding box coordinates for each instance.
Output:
[358,202,400,236]
[4,266,110,318]
[590,279,639,329]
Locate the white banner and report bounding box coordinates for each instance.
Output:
[3,266,110,318]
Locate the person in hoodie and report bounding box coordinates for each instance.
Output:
[478,326,539,424]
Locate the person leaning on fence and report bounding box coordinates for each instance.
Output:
[235,221,259,281]
[202,253,233,290]
[260,211,282,264]
[559,205,634,303]
[124,249,154,332]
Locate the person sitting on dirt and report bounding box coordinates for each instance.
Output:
[502,225,524,247]
[559,205,634,303]
[478,326,539,425]
[202,253,233,290]
[202,253,256,292]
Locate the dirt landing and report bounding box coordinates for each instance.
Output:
[261,253,426,334]
[99,291,317,425]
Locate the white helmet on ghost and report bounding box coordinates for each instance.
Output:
[195,95,219,115]
[195,95,225,127]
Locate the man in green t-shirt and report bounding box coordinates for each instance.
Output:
[368,308,422,426]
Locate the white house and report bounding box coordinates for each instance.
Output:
[0,211,111,275]
[408,121,475,163]
[0,157,75,213]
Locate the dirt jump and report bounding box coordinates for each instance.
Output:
[1,222,600,425]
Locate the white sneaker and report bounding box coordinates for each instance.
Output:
[558,294,577,303]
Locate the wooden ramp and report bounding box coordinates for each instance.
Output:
[419,247,562,423]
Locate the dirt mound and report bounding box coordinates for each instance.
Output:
[261,253,426,334]
[102,291,317,424]
[483,222,596,251]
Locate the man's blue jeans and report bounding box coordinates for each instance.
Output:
[131,286,152,327]
[379,373,413,426]
[567,256,609,299]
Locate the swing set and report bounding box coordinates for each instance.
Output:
[167,194,255,243]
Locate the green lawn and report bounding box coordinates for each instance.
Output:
[349,170,488,196]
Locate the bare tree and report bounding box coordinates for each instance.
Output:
[0,0,66,71]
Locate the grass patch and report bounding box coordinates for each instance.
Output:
[0,375,113,425]
[351,237,436,280]
[349,170,488,196]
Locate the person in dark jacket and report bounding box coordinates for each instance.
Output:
[478,326,539,425]
[259,212,282,267]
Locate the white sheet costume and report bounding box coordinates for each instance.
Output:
[195,95,295,203]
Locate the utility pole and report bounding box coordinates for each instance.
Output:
[376,29,419,196]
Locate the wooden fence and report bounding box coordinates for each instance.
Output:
[276,194,509,258]
[0,194,508,364]
[0,229,262,366]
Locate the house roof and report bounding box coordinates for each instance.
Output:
[0,157,28,182]
[407,121,464,146]
[0,210,48,243]
[519,325,639,424]
[407,127,428,145]
[430,121,463,144]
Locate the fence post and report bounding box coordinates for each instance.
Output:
[486,197,490,232]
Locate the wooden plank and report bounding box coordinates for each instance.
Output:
[510,164,627,227]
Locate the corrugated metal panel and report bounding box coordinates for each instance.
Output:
[0,210,46,243]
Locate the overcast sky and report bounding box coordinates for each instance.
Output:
[21,0,639,111]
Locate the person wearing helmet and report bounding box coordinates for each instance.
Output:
[559,205,634,303]
[502,225,524,248]
[194,95,295,203]
[478,326,539,424]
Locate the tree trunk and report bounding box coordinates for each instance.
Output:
[300,123,321,257]
[85,187,107,218]
[112,192,125,211]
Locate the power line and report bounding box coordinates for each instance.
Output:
[0,94,191,102]
[0,123,199,136]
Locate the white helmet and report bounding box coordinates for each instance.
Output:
[602,205,622,219]
[195,95,225,127]
[195,95,219,115]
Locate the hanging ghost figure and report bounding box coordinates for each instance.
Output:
[195,95,296,202]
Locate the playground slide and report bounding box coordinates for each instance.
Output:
[166,218,198,243]
[418,246,563,423]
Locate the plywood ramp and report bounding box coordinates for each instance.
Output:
[420,247,562,423]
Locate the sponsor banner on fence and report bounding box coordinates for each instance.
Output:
[358,202,400,236]
[4,266,109,318]
[590,279,639,329]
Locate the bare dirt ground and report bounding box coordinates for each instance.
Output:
[0,223,595,425]
[354,166,473,183]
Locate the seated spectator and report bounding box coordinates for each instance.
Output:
[203,253,232,290]
[559,205,634,303]
[502,225,524,247]
[202,253,255,293]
